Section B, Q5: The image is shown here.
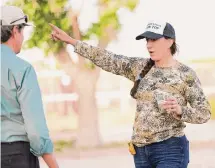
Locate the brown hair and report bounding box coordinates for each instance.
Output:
[165,37,179,55]
[130,59,155,98]
[170,41,178,55]
[1,23,25,43]
[130,39,178,99]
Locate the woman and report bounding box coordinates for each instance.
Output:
[50,20,211,168]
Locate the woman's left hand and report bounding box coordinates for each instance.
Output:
[162,98,182,119]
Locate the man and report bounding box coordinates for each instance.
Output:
[1,5,59,168]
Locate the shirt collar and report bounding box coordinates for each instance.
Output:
[1,44,16,57]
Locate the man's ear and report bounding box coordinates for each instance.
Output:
[11,26,18,38]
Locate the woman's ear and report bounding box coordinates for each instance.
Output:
[167,39,174,48]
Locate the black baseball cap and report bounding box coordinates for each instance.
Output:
[136,20,175,40]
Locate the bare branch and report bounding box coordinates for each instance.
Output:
[69,9,85,68]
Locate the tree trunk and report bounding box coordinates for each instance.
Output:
[75,68,101,147]
[56,40,102,147]
[70,13,104,147]
[56,7,116,147]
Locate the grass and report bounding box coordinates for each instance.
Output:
[47,98,215,152]
[209,98,215,119]
[47,106,134,152]
[189,58,215,63]
[46,98,215,134]
[53,139,127,152]
[46,111,78,132]
[46,106,135,133]
[54,140,75,152]
[99,107,135,126]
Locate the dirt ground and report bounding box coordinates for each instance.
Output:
[40,143,215,168]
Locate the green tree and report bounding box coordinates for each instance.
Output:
[10,0,139,147]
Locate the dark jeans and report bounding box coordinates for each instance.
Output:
[133,135,189,168]
[1,141,40,168]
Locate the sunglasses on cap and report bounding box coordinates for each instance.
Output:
[10,15,28,24]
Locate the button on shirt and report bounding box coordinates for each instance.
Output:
[1,44,53,156]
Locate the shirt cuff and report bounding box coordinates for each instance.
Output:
[30,139,54,156]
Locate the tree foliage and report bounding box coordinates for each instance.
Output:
[10,0,139,55]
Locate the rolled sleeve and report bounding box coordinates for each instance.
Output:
[30,139,53,156]
[17,65,53,156]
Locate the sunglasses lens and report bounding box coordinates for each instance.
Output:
[25,16,28,23]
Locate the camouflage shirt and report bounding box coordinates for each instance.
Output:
[74,41,211,147]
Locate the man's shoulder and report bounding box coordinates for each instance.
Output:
[9,55,34,73]
[15,56,33,69]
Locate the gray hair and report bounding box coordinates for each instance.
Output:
[1,23,25,43]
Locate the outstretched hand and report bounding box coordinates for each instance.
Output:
[49,23,77,45]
